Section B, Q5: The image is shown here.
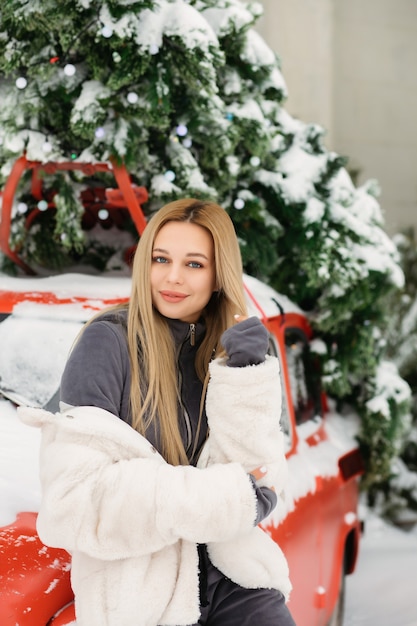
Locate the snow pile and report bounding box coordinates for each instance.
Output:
[0,400,41,527]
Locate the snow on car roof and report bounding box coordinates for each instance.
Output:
[0,272,132,299]
[243,273,303,318]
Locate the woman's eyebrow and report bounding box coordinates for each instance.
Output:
[185,252,209,260]
[153,247,209,260]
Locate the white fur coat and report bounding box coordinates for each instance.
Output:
[18,355,291,626]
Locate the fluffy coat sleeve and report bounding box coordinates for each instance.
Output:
[18,405,258,561]
[199,354,292,599]
[199,355,288,495]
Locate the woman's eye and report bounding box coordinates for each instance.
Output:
[188,261,203,269]
[152,256,168,264]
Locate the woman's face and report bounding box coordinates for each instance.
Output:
[150,221,216,323]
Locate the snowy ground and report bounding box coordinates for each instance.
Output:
[345,507,417,626]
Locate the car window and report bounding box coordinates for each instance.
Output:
[267,334,292,451]
[284,327,322,428]
[0,313,84,408]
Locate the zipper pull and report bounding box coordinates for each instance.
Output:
[190,323,196,346]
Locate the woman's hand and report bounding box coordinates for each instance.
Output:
[221,316,269,367]
[250,465,266,481]
[233,313,248,323]
[250,465,275,491]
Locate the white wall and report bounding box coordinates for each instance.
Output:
[255,0,417,235]
[256,0,334,144]
[333,0,417,235]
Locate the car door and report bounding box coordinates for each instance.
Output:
[263,318,324,626]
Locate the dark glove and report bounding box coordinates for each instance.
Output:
[220,316,268,367]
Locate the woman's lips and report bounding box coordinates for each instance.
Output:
[159,290,188,303]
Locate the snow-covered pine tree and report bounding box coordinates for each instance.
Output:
[378,228,417,525]
[0,0,410,494]
[387,228,417,391]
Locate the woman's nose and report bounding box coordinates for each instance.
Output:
[166,263,183,284]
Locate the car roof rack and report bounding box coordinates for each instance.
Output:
[0,154,148,275]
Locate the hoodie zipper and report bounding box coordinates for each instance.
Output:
[189,323,196,346]
[176,323,196,452]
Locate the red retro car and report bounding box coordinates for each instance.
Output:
[0,158,363,626]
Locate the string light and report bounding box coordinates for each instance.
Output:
[176,124,188,137]
[64,64,76,76]
[127,92,139,104]
[149,44,159,55]
[37,200,48,211]
[164,170,176,182]
[42,140,53,153]
[98,209,109,220]
[250,156,261,167]
[183,137,192,148]
[17,202,28,214]
[234,198,245,210]
[16,77,27,89]
[101,25,113,38]
[95,127,106,139]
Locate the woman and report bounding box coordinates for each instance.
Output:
[19,199,295,626]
